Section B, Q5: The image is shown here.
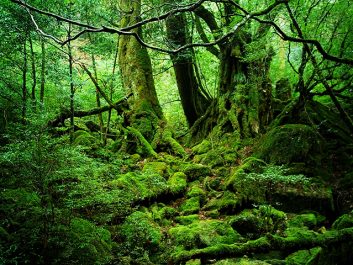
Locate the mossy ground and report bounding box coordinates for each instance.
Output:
[3,120,352,265]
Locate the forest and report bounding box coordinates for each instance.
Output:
[0,0,353,264]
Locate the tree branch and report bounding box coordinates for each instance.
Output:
[11,0,286,55]
[48,94,131,127]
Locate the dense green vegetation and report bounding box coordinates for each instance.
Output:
[1,0,353,264]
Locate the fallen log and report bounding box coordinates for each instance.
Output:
[48,94,132,127]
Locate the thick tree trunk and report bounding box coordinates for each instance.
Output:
[118,0,163,141]
[164,4,210,127]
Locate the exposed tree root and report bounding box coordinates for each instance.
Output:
[170,227,353,264]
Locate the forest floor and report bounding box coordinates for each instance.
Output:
[1,117,353,265]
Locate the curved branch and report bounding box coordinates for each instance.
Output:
[11,0,286,55]
[48,94,131,127]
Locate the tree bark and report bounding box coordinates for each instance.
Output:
[164,2,211,127]
[48,95,130,127]
[22,35,27,123]
[40,38,45,110]
[118,0,163,141]
[68,23,75,143]
[29,34,37,111]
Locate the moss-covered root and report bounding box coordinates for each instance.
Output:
[127,126,158,157]
[170,227,353,264]
[152,125,187,157]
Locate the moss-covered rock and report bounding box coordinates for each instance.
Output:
[149,203,177,225]
[332,212,353,229]
[288,213,324,229]
[203,191,240,213]
[192,140,212,155]
[169,220,242,251]
[285,247,322,265]
[228,206,287,238]
[142,161,169,177]
[180,197,201,215]
[255,124,324,167]
[108,172,168,202]
[168,172,187,194]
[182,164,212,181]
[187,181,206,203]
[176,215,200,225]
[227,165,334,213]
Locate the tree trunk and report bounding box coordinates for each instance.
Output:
[29,34,37,112]
[164,3,210,127]
[22,35,27,123]
[40,38,45,110]
[189,5,275,142]
[104,39,119,146]
[68,23,75,143]
[118,0,163,141]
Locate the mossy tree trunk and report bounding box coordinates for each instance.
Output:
[190,4,274,142]
[164,2,211,127]
[118,0,163,142]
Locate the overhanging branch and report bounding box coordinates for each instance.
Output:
[48,94,131,127]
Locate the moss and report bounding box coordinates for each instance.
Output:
[226,157,266,189]
[254,124,324,166]
[215,258,272,264]
[142,161,169,176]
[288,213,319,229]
[168,172,187,194]
[203,191,240,212]
[227,164,334,213]
[127,126,158,157]
[187,182,206,202]
[197,149,225,167]
[228,209,263,238]
[332,212,353,229]
[182,164,212,181]
[130,153,141,163]
[192,140,212,155]
[176,215,200,225]
[285,247,322,265]
[204,210,220,219]
[204,176,224,191]
[228,206,287,238]
[149,203,177,225]
[162,129,187,157]
[186,259,202,265]
[180,197,201,215]
[169,220,242,251]
[109,172,168,202]
[73,130,99,147]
